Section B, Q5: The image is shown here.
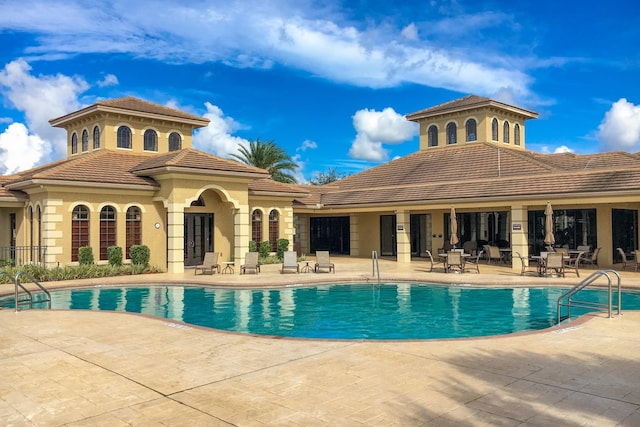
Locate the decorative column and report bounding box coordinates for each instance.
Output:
[350,215,359,256]
[233,205,249,267]
[510,205,528,272]
[166,203,185,274]
[396,210,411,263]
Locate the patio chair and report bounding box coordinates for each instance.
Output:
[194,251,220,275]
[563,251,584,277]
[483,245,502,264]
[544,252,565,277]
[580,247,600,269]
[616,248,631,271]
[513,252,533,276]
[424,250,446,272]
[462,241,477,256]
[281,251,299,274]
[446,251,464,273]
[314,251,335,273]
[463,250,482,273]
[240,251,260,274]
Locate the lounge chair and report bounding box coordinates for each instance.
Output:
[240,251,260,274]
[580,247,600,269]
[425,250,446,272]
[194,251,220,275]
[617,248,631,270]
[314,251,335,273]
[281,251,299,274]
[446,251,464,273]
[483,245,502,264]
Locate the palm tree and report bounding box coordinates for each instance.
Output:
[231,138,297,183]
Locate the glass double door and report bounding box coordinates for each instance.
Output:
[184,213,213,266]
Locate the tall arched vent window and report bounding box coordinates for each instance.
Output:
[503,121,510,144]
[100,206,117,261]
[269,210,279,251]
[169,132,182,151]
[71,205,90,262]
[81,129,89,151]
[117,126,132,149]
[465,119,477,142]
[93,126,100,149]
[71,132,78,154]
[491,118,499,141]
[428,125,438,147]
[144,129,158,151]
[446,122,457,145]
[126,206,142,259]
[514,123,521,146]
[251,209,263,244]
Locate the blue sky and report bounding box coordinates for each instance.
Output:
[1,0,640,181]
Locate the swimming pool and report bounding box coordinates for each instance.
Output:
[10,283,640,340]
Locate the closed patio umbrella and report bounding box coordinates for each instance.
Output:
[450,206,459,248]
[544,202,555,246]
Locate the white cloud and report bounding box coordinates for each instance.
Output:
[296,139,317,152]
[0,123,50,175]
[0,58,88,172]
[97,73,118,87]
[401,23,418,41]
[0,0,534,97]
[348,107,418,161]
[597,98,640,152]
[192,102,250,157]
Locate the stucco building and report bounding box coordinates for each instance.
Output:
[1,95,638,272]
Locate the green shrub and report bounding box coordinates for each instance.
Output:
[259,240,271,258]
[276,238,289,260]
[78,246,94,265]
[129,245,150,267]
[107,246,123,266]
[249,240,257,252]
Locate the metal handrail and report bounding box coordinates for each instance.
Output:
[557,269,622,323]
[371,250,381,287]
[15,271,52,311]
[1,270,33,311]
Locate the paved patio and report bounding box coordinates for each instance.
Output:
[2,257,640,426]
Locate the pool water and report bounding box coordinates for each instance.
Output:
[8,283,640,340]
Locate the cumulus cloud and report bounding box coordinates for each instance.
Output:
[192,102,251,157]
[0,123,49,175]
[597,98,640,152]
[0,0,533,97]
[0,59,89,173]
[97,73,119,87]
[348,107,418,161]
[296,139,317,152]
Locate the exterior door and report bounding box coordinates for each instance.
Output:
[380,215,396,257]
[612,209,638,263]
[184,213,213,266]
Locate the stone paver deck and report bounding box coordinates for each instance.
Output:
[2,257,640,426]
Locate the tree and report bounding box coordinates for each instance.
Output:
[309,167,348,185]
[230,138,297,183]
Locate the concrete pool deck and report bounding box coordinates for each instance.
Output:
[2,257,640,425]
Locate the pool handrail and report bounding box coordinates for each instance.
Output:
[371,250,381,287]
[557,269,621,323]
[14,271,52,311]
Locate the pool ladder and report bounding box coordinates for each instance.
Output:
[556,269,621,323]
[0,270,51,311]
[371,251,381,287]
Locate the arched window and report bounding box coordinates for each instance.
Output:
[117,126,132,149]
[269,210,279,251]
[251,209,262,244]
[465,119,477,142]
[446,122,457,145]
[71,133,78,154]
[93,126,100,149]
[126,206,142,259]
[514,123,521,146]
[491,118,498,141]
[169,132,182,151]
[503,121,510,144]
[81,129,89,151]
[71,205,90,262]
[428,125,438,147]
[144,129,158,151]
[100,206,116,261]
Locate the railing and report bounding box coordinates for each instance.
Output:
[557,270,622,323]
[0,270,51,311]
[0,246,47,267]
[372,250,381,287]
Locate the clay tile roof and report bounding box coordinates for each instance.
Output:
[531,151,640,171]
[130,148,270,176]
[6,151,158,188]
[406,94,538,120]
[249,179,310,196]
[49,96,209,127]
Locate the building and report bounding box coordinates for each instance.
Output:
[1,95,638,272]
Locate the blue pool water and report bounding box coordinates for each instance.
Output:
[8,283,640,340]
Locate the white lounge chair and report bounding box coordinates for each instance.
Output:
[194,252,220,275]
[240,252,260,274]
[314,251,335,273]
[281,251,299,274]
